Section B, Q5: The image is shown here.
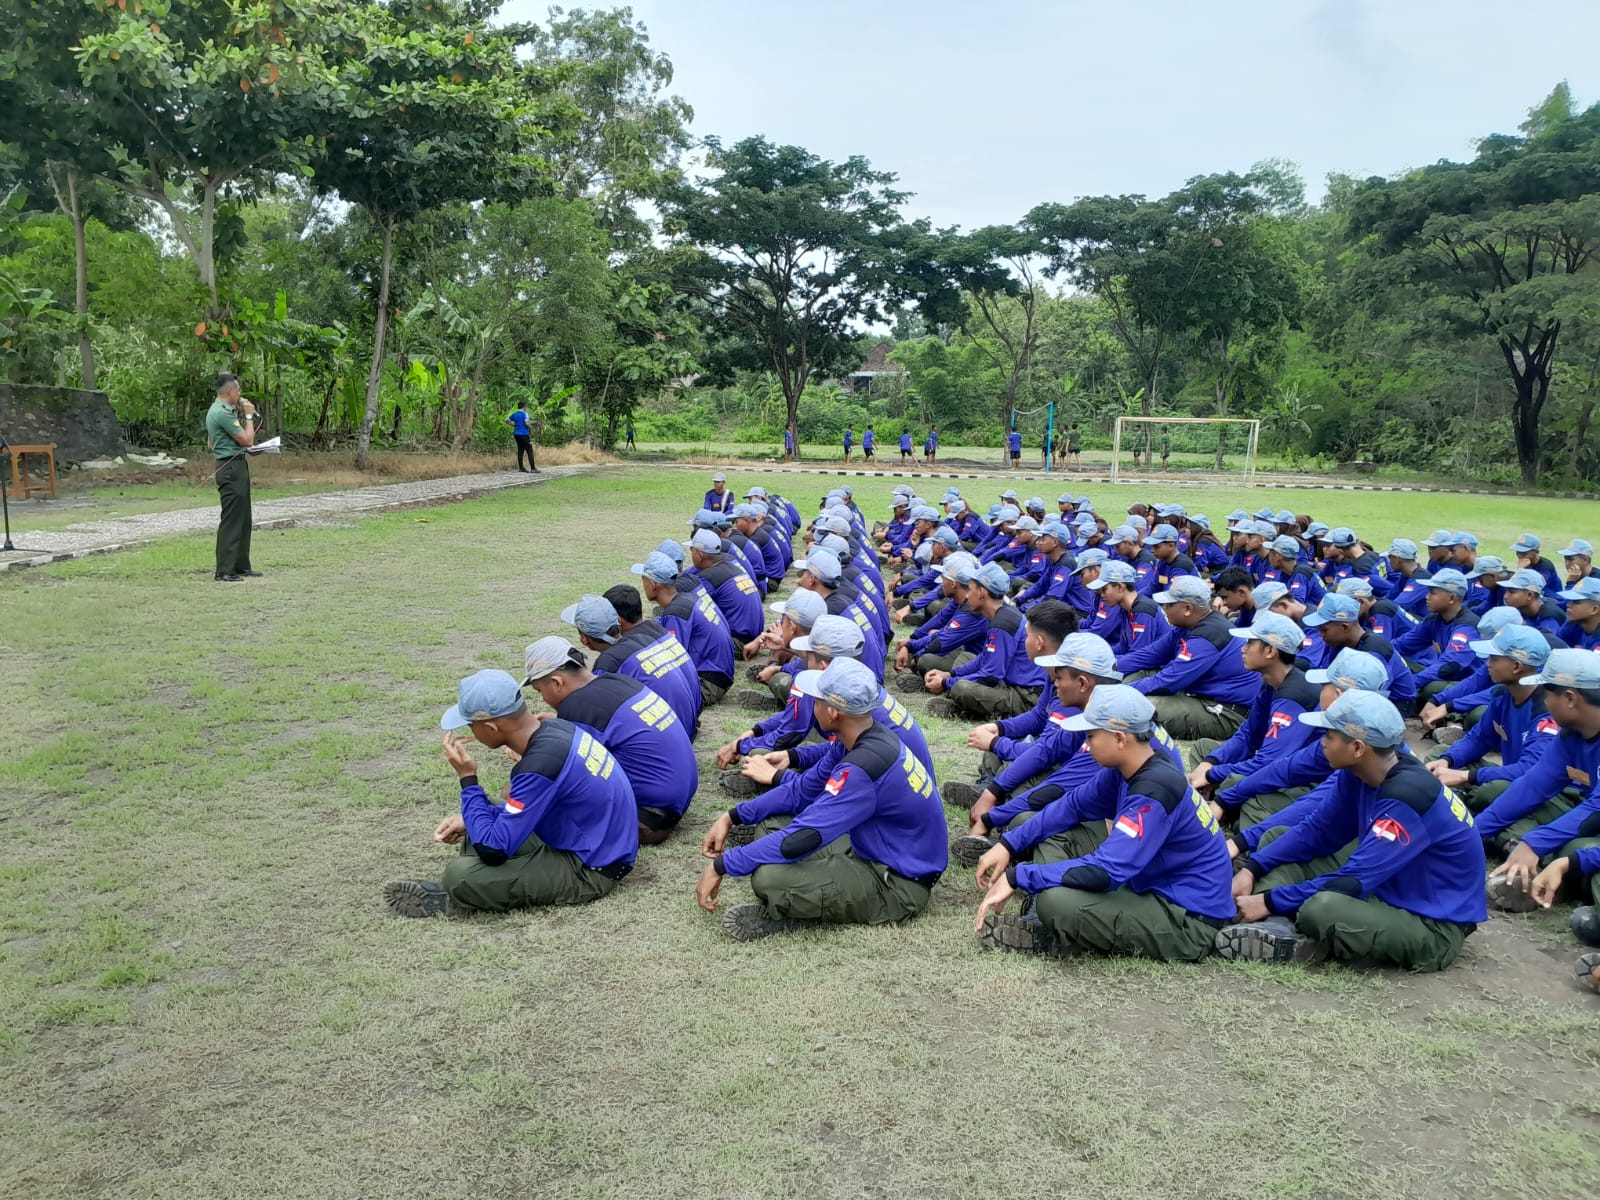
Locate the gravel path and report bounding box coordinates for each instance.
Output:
[0,465,603,572]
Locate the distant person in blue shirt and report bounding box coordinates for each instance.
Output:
[862,425,876,461]
[1007,428,1022,468]
[843,425,855,462]
[383,670,638,918]
[506,402,535,472]
[702,472,734,514]
[925,425,938,464]
[623,421,636,451]
[899,430,914,462]
[783,427,795,462]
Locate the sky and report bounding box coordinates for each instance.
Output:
[502,0,1600,230]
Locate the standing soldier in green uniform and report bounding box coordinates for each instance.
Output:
[1159,427,1171,471]
[204,372,260,582]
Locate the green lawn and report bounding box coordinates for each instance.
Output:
[2,469,1597,1200]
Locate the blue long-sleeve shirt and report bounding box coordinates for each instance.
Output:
[1017,554,1077,609]
[1129,613,1261,707]
[990,689,1069,763]
[1007,755,1234,921]
[1521,784,1600,858]
[1476,727,1600,841]
[594,618,703,738]
[692,559,765,640]
[737,662,810,756]
[702,488,734,514]
[1246,757,1487,926]
[1201,668,1323,791]
[460,718,638,872]
[658,587,736,688]
[949,604,1045,691]
[1555,619,1600,652]
[718,724,947,882]
[1112,599,1176,672]
[556,673,697,815]
[1394,606,1481,684]
[1192,538,1230,574]
[1440,687,1558,785]
[1384,568,1434,617]
[912,603,988,658]
[984,726,1183,833]
[1434,662,1496,713]
[1230,742,1421,847]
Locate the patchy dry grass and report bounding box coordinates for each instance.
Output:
[1,468,1596,1200]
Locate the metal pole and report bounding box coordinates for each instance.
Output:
[1246,421,1260,486]
[1110,417,1122,486]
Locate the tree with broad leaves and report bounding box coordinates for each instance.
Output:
[664,136,952,454]
[307,0,543,468]
[1348,91,1600,485]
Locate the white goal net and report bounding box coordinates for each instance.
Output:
[1110,416,1261,486]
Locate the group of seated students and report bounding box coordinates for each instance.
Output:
[384,473,1600,995]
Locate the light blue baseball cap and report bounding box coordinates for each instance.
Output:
[1039,521,1072,542]
[1154,575,1212,606]
[941,487,962,502]
[792,614,865,659]
[440,668,526,730]
[1076,496,1094,510]
[732,503,760,519]
[1326,526,1358,548]
[1306,648,1390,694]
[1057,492,1075,504]
[745,485,768,498]
[1425,568,1470,597]
[1466,555,1507,579]
[949,498,971,514]
[687,507,718,528]
[1421,529,1456,548]
[1014,516,1041,533]
[656,538,686,566]
[1558,538,1595,559]
[1299,689,1405,748]
[995,505,1022,523]
[1275,509,1296,525]
[1252,581,1290,609]
[1086,560,1138,590]
[1387,538,1419,561]
[1107,524,1137,543]
[930,526,961,549]
[1229,612,1305,655]
[1474,607,1522,639]
[1026,496,1046,511]
[803,548,843,584]
[1189,513,1211,531]
[1226,509,1249,523]
[1071,548,1110,573]
[1503,568,1546,594]
[1254,507,1277,521]
[818,533,852,559]
[1337,576,1374,600]
[1469,624,1551,667]
[687,529,724,555]
[1269,535,1301,557]
[560,594,622,643]
[1306,521,1330,539]
[1454,531,1479,549]
[1558,577,1600,602]
[939,551,981,584]
[1510,532,1541,554]
[1034,631,1123,681]
[770,588,826,628]
[911,505,940,522]
[1303,593,1361,627]
[1519,647,1600,690]
[1000,489,1020,501]
[1062,684,1157,735]
[973,562,1012,595]
[1143,523,1180,546]
[794,657,878,713]
[1127,515,1149,535]
[631,551,680,584]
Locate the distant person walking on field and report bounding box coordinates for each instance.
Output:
[843,425,855,463]
[205,372,260,582]
[624,422,636,451]
[1066,423,1082,470]
[1160,427,1171,471]
[506,401,535,472]
[1007,427,1022,468]
[899,430,915,463]
[863,425,877,462]
[783,427,795,462]
[925,425,938,465]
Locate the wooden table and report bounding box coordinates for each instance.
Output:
[4,443,57,499]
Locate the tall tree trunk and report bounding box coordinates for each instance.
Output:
[1571,399,1595,481]
[312,379,334,447]
[356,219,396,469]
[66,170,95,390]
[1512,372,1543,487]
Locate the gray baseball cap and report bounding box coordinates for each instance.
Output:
[792,614,866,659]
[803,548,843,584]
[1306,648,1390,694]
[1086,560,1138,590]
[1300,690,1405,748]
[939,552,981,584]
[686,529,723,556]
[771,588,826,629]
[1386,538,1419,561]
[795,657,879,715]
[1062,684,1157,735]
[440,669,525,730]
[559,594,622,643]
[1034,631,1123,681]
[930,526,961,549]
[1071,548,1110,573]
[522,636,585,683]
[1558,538,1594,559]
[972,562,1011,595]
[1302,593,1361,627]
[1269,535,1301,557]
[1229,612,1305,655]
[1558,577,1600,602]
[1469,625,1551,667]
[1143,523,1180,546]
[1425,568,1470,597]
[1520,647,1600,689]
[1153,575,1212,606]
[1336,576,1374,600]
[1503,568,1546,594]
[631,551,680,584]
[1252,581,1289,609]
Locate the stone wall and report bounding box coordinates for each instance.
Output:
[0,385,123,466]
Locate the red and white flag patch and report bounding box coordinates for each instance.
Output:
[505,797,526,815]
[1371,817,1410,843]
[825,769,850,796]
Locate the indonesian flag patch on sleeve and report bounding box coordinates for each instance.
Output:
[1371,816,1409,843]
[825,768,849,796]
[1114,807,1148,839]
[505,797,526,815]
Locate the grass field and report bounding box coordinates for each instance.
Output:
[2,468,1598,1200]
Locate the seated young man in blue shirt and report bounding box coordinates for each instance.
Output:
[631,551,737,707]
[1556,575,1600,651]
[384,670,639,918]
[1217,689,1487,971]
[565,591,703,739]
[522,637,696,846]
[924,562,1046,721]
[697,657,947,940]
[971,685,1234,961]
[1129,575,1260,740]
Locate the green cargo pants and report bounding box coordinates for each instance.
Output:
[949,678,1039,720]
[1252,829,1356,892]
[442,838,620,912]
[765,671,795,704]
[1294,891,1472,973]
[1152,693,1248,741]
[916,649,975,675]
[1033,885,1221,961]
[1002,810,1107,864]
[979,749,1046,796]
[1495,789,1580,853]
[214,454,253,577]
[901,605,935,629]
[1238,786,1312,831]
[751,844,934,925]
[701,676,731,708]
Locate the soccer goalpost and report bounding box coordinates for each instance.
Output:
[1110,415,1262,486]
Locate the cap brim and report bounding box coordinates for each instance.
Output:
[1468,639,1497,657]
[1227,627,1257,641]
[558,603,581,624]
[1304,668,1332,683]
[1085,579,1111,591]
[440,705,470,731]
[1060,712,1097,732]
[1518,672,1549,686]
[1557,587,1595,600]
[1301,612,1331,626]
[1297,710,1336,731]
[768,597,793,614]
[1151,591,1182,604]
[793,668,825,699]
